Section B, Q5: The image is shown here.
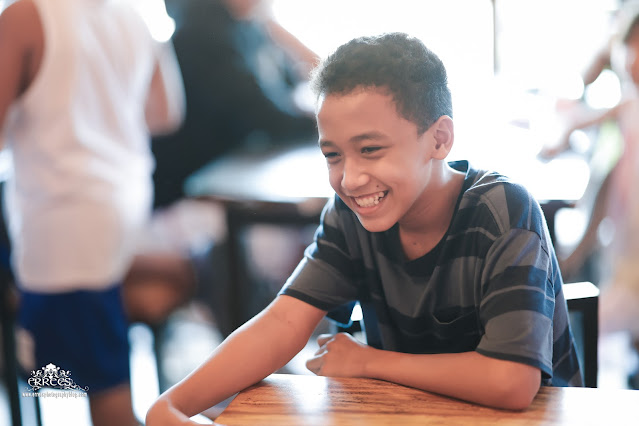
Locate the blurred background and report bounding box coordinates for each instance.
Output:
[2,0,639,424]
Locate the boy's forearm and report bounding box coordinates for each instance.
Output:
[148,296,325,422]
[364,348,541,410]
[155,314,303,417]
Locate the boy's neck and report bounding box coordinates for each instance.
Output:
[398,164,465,261]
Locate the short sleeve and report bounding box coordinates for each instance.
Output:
[475,226,555,379]
[279,196,360,311]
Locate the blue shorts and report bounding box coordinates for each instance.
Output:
[18,285,130,393]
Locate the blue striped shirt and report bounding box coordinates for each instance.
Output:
[281,161,583,386]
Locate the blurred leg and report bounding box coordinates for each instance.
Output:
[123,253,195,326]
[19,287,136,424]
[89,383,139,426]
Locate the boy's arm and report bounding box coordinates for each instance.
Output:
[144,40,185,136]
[307,332,540,411]
[146,295,326,425]
[0,0,42,142]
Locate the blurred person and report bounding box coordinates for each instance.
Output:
[128,0,321,331]
[540,6,639,387]
[152,0,319,209]
[0,0,184,424]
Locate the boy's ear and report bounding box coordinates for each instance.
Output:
[430,115,454,159]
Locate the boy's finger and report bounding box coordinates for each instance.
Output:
[316,333,335,346]
[305,355,322,374]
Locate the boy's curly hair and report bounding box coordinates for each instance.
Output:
[310,32,452,134]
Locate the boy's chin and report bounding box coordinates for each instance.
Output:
[356,217,394,233]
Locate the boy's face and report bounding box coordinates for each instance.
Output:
[316,89,443,232]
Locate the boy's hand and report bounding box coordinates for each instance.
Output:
[146,398,226,426]
[306,332,373,377]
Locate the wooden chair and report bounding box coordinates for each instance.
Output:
[0,267,26,426]
[564,281,599,388]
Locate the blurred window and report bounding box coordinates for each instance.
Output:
[271,0,623,166]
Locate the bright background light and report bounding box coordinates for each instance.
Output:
[270,0,620,170]
[133,0,176,42]
[0,0,175,42]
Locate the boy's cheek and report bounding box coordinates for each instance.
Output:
[328,175,343,193]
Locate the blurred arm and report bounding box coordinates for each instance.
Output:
[264,17,320,77]
[540,102,623,159]
[0,0,43,145]
[582,42,612,87]
[145,40,186,136]
[560,169,614,279]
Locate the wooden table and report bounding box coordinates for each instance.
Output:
[214,374,639,425]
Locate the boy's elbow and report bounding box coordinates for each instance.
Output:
[496,385,537,410]
[145,396,172,425]
[491,367,541,410]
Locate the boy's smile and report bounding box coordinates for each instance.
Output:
[353,190,388,208]
[316,88,454,233]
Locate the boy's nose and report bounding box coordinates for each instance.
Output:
[340,160,369,191]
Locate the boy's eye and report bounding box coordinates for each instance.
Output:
[361,146,381,154]
[322,151,340,161]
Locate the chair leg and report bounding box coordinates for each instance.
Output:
[582,297,599,388]
[151,324,170,393]
[1,290,22,426]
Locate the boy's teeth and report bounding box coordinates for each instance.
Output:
[355,191,386,207]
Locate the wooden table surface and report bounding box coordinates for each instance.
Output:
[214,374,639,425]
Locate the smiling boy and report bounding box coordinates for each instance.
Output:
[147,32,582,425]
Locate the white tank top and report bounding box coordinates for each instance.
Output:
[2,0,158,292]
